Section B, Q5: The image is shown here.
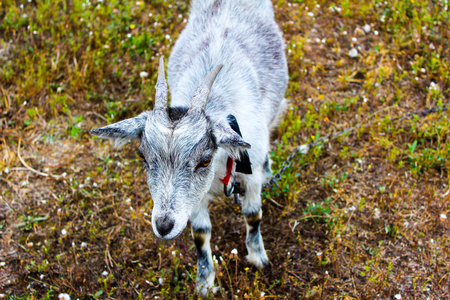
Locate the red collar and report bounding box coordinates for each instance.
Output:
[221,157,234,185]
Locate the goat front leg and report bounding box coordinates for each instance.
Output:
[241,172,269,268]
[190,200,217,295]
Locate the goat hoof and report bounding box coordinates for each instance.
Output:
[196,272,218,296]
[245,252,269,269]
[196,283,219,296]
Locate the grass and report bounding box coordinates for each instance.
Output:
[1,0,449,298]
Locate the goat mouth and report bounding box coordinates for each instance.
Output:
[157,230,183,240]
[153,222,188,240]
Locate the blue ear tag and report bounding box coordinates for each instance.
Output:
[226,115,252,175]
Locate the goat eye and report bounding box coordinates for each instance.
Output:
[137,151,146,162]
[196,158,211,169]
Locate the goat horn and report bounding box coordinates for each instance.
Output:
[190,64,223,110]
[154,57,168,110]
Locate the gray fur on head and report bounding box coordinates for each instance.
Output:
[90,62,250,240]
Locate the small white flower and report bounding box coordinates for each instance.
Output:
[149,12,153,17]
[260,292,266,297]
[429,82,439,91]
[231,248,238,255]
[0,262,5,267]
[307,12,314,17]
[140,71,149,78]
[178,14,182,18]
[40,274,44,280]
[165,34,171,40]
[58,293,71,300]
[374,30,379,35]
[102,271,108,276]
[81,242,88,248]
[23,101,28,106]
[171,251,176,256]
[374,208,381,219]
[352,37,357,42]
[307,98,312,102]
[348,48,358,58]
[4,168,9,174]
[430,43,435,50]
[363,24,371,33]
[158,277,163,284]
[394,294,402,299]
[62,172,67,177]
[61,229,67,236]
[440,213,447,220]
[348,206,356,212]
[127,33,132,38]
[104,45,109,49]
[57,86,63,93]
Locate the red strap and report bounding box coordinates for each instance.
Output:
[221,157,234,185]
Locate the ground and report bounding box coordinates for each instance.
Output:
[0,0,449,299]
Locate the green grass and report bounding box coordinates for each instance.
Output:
[1,0,449,299]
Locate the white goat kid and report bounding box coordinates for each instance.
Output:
[90,0,288,294]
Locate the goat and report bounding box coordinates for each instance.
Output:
[90,0,288,294]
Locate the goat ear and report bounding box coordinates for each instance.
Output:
[90,112,149,148]
[212,121,251,158]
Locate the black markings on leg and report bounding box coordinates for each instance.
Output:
[245,211,262,235]
[244,211,263,245]
[192,229,212,279]
[244,210,269,268]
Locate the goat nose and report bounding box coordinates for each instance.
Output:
[156,216,175,237]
